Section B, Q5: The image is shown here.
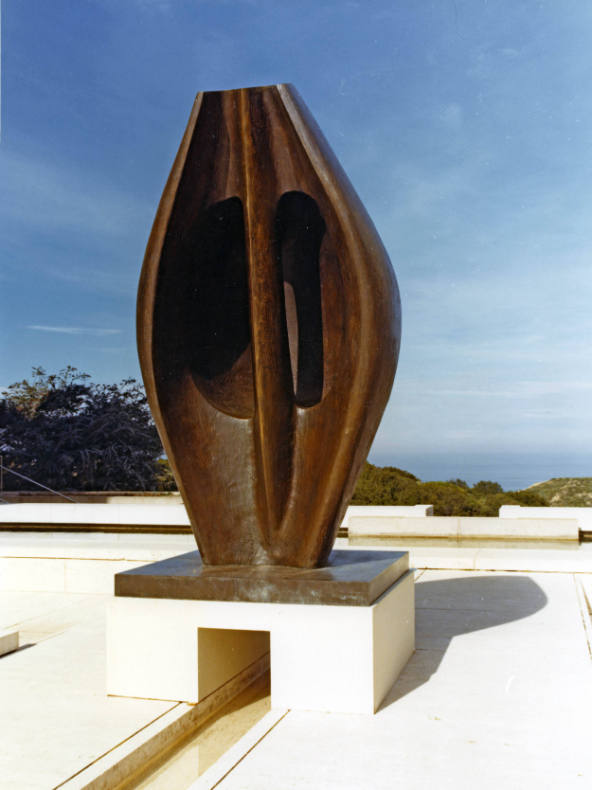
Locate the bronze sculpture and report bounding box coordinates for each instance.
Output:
[137,84,400,568]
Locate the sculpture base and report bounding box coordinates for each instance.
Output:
[114,549,409,606]
[108,550,415,714]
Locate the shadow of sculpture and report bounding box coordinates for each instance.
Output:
[379,574,548,712]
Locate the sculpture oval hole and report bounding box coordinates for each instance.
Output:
[186,196,254,417]
[276,191,325,407]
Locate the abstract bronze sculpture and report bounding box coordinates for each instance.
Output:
[137,84,401,568]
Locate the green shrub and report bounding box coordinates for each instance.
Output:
[351,463,549,516]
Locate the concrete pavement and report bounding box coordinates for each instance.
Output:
[1,556,591,788]
[195,569,592,790]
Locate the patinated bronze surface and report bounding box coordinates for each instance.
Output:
[115,549,409,606]
[137,84,401,567]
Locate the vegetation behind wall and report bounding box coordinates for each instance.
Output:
[350,463,549,516]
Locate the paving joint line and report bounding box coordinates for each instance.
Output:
[52,702,182,788]
[207,710,290,790]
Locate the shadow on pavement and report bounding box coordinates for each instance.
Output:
[380,573,548,711]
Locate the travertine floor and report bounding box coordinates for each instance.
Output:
[0,592,177,790]
[1,563,591,789]
[195,569,592,790]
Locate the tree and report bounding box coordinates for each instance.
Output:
[2,365,90,418]
[351,462,419,505]
[0,367,165,491]
[471,480,503,496]
[447,478,469,489]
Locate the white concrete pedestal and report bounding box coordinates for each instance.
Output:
[107,569,414,714]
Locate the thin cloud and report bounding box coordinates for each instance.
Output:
[0,150,151,240]
[26,325,122,336]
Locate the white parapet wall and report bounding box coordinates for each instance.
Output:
[500,505,592,533]
[341,505,433,527]
[0,532,196,593]
[348,515,580,542]
[0,504,584,595]
[0,503,432,530]
[0,503,191,528]
[0,491,184,505]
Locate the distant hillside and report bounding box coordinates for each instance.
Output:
[528,478,592,507]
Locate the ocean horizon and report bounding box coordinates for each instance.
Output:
[368,450,591,491]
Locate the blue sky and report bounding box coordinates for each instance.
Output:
[1,0,591,485]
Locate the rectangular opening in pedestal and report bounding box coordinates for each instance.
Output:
[197,628,270,700]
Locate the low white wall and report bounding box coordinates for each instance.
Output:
[500,505,592,532]
[0,505,584,595]
[0,492,183,505]
[0,503,191,527]
[341,505,433,526]
[0,532,195,594]
[348,515,580,542]
[1,503,585,534]
[0,520,588,595]
[0,503,433,529]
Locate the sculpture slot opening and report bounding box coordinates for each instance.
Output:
[276,191,325,407]
[182,196,254,417]
[187,197,250,380]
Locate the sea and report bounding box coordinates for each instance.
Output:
[367,450,592,491]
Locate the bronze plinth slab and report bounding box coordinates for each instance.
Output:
[114,549,409,606]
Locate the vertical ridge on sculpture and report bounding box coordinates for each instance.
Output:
[240,88,295,541]
[137,83,401,567]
